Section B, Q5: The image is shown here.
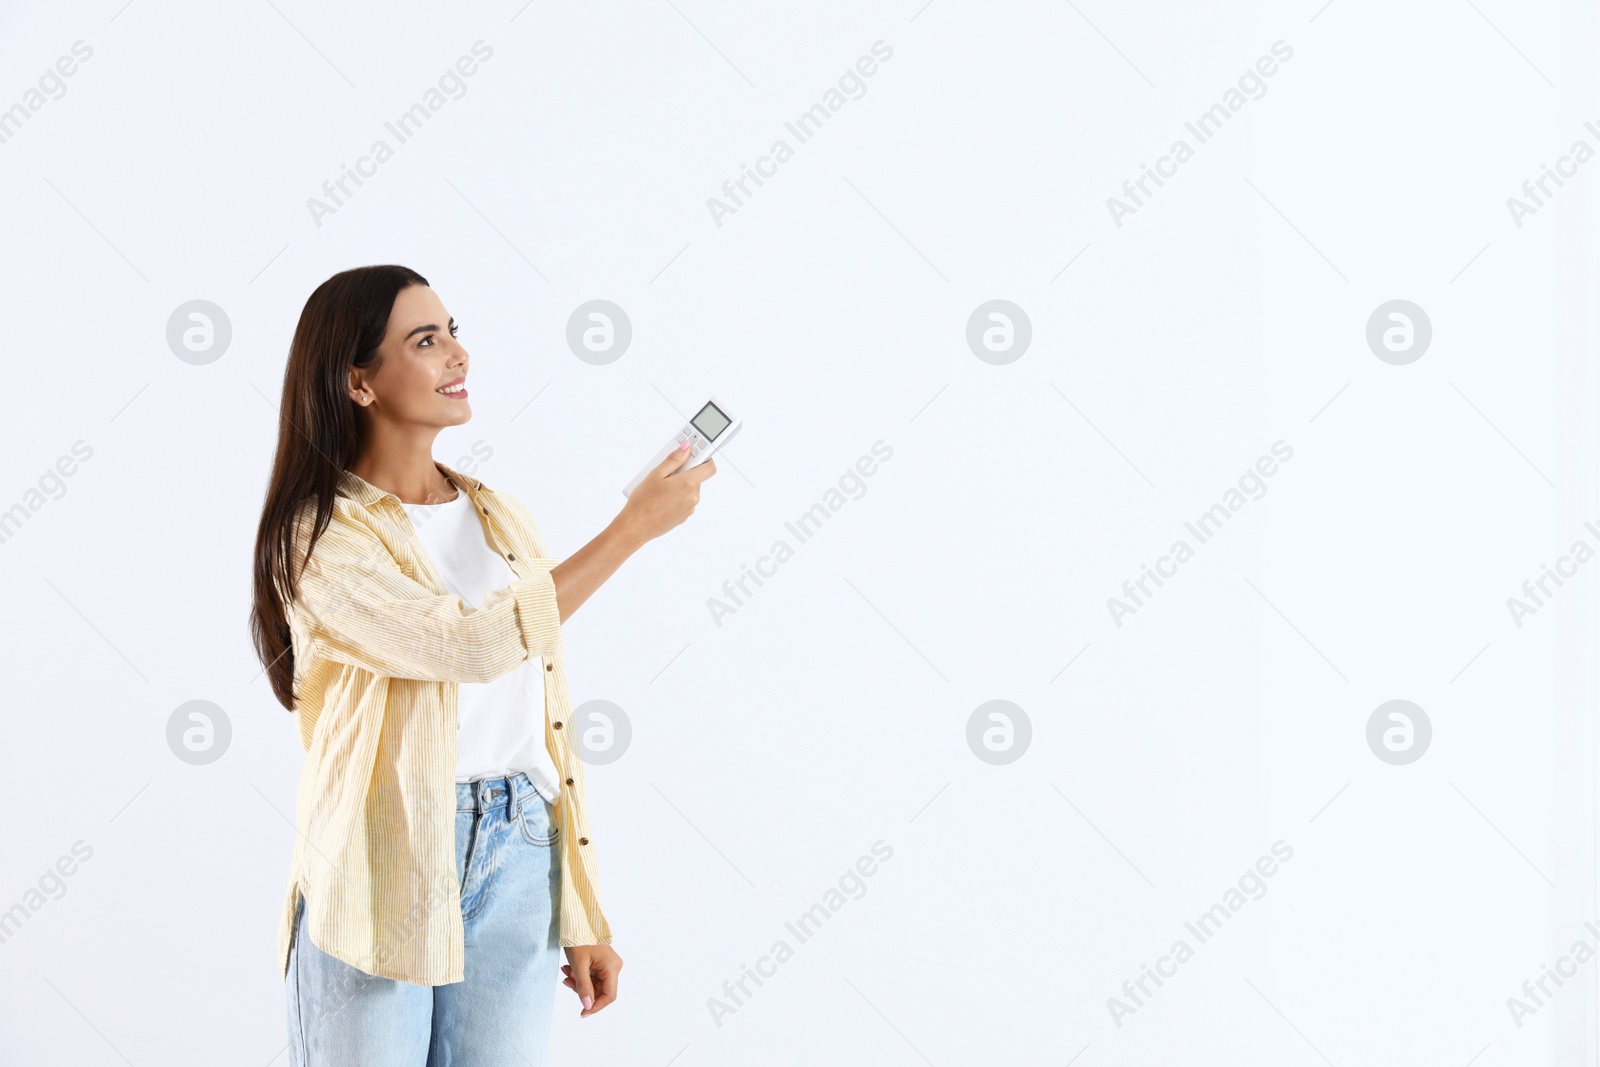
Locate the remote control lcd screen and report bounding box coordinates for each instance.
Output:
[692,403,731,440]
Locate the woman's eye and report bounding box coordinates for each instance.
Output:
[419,327,458,347]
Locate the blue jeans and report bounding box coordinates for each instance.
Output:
[286,772,563,1066]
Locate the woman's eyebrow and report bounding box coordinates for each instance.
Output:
[403,318,455,340]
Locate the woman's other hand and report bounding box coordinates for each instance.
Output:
[562,943,623,1016]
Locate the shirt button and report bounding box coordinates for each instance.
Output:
[579,837,589,845]
[507,553,516,561]
[545,663,553,672]
[553,721,562,729]
[565,777,574,786]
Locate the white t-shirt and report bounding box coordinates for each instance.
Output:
[400,489,561,805]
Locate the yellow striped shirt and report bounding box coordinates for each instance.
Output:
[276,460,612,986]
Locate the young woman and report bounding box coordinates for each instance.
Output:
[249,264,716,1065]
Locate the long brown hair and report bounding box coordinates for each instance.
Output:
[250,264,429,711]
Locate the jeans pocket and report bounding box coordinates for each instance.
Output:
[517,802,560,847]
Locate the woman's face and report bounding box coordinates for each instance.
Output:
[350,284,471,427]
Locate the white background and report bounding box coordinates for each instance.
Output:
[0,1,1596,1064]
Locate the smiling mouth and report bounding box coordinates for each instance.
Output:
[436,378,468,398]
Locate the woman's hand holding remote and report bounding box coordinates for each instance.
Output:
[617,440,717,544]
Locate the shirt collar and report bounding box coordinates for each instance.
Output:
[336,461,486,508]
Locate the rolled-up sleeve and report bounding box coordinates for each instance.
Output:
[292,508,564,683]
